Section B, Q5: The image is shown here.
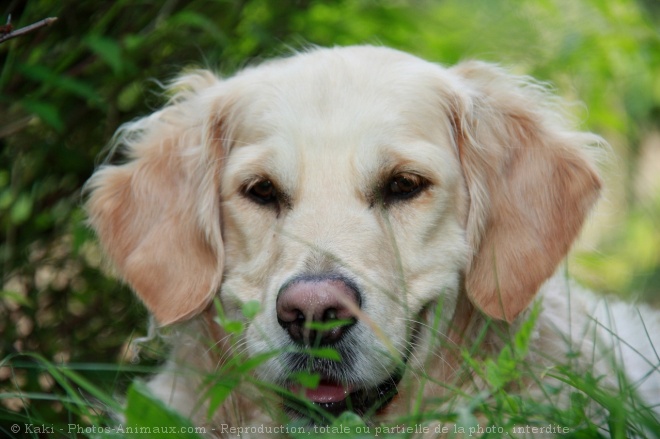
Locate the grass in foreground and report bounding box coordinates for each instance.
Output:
[1,302,659,439]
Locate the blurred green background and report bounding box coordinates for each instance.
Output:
[1,0,659,431]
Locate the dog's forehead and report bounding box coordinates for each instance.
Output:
[224,46,458,175]
[227,47,455,141]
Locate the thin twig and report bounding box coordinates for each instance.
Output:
[0,17,58,44]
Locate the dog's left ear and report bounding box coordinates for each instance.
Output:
[86,72,226,325]
[449,61,602,322]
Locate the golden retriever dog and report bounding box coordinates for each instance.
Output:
[86,46,659,434]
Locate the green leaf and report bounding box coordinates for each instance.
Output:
[85,35,125,75]
[17,63,101,104]
[20,100,64,133]
[290,371,320,389]
[308,347,341,362]
[512,302,540,359]
[484,358,505,390]
[117,81,144,112]
[213,297,226,321]
[234,351,278,374]
[223,320,244,333]
[205,380,237,419]
[241,300,261,319]
[1,290,32,307]
[169,11,227,44]
[10,193,33,224]
[125,382,203,438]
[0,189,13,210]
[334,412,367,431]
[72,220,95,254]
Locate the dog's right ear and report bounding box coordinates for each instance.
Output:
[86,71,227,326]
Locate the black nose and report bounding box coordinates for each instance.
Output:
[276,276,361,346]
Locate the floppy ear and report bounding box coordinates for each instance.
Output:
[450,61,602,322]
[86,71,227,326]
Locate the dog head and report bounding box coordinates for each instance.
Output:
[86,46,601,418]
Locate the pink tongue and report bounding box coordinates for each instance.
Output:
[303,380,351,403]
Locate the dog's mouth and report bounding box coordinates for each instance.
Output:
[277,306,425,422]
[284,371,402,421]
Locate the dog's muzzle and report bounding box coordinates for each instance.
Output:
[274,274,404,422]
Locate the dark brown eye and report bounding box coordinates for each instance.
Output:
[247,179,276,204]
[384,173,426,203]
[390,174,419,194]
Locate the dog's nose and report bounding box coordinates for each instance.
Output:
[276,277,361,346]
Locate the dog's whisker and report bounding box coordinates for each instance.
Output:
[204,332,234,356]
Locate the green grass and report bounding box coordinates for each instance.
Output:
[2,298,659,439]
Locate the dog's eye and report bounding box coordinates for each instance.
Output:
[385,173,425,202]
[247,180,277,204]
[390,174,419,194]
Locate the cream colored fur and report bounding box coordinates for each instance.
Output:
[86,46,659,436]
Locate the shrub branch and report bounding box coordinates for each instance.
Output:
[0,16,58,44]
